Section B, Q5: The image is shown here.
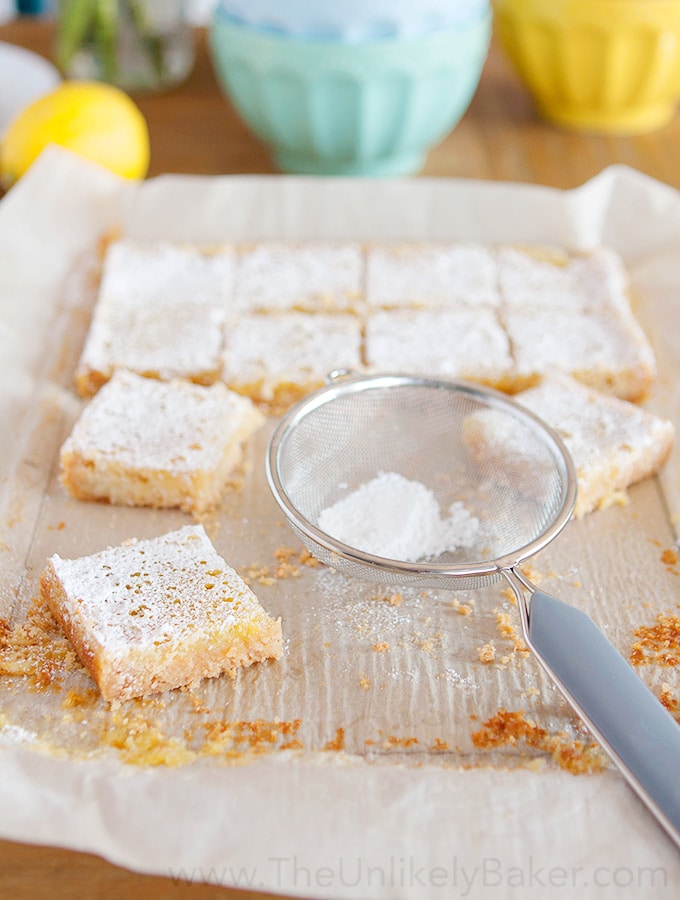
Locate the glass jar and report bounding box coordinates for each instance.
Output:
[55,0,195,93]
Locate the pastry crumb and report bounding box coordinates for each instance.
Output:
[273,545,320,579]
[661,548,679,574]
[0,604,83,688]
[495,610,530,658]
[630,613,680,667]
[452,598,473,616]
[477,641,496,664]
[242,564,275,587]
[366,730,419,751]
[322,727,345,752]
[471,708,608,774]
[659,683,680,723]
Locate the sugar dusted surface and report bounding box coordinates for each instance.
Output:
[222,312,363,395]
[516,375,674,491]
[76,238,655,407]
[62,370,264,474]
[497,246,630,312]
[46,525,272,655]
[469,374,675,517]
[98,239,235,307]
[76,240,232,389]
[233,241,363,313]
[503,306,656,396]
[366,242,500,309]
[365,308,513,383]
[77,297,225,386]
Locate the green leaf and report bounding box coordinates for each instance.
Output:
[55,0,99,73]
[94,0,120,82]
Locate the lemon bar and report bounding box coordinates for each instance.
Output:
[518,375,674,516]
[466,375,674,518]
[39,525,282,701]
[365,242,500,309]
[364,308,514,390]
[497,245,631,312]
[222,312,363,412]
[60,370,264,514]
[233,241,363,313]
[75,239,234,397]
[503,306,656,401]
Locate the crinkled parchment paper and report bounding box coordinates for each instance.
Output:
[1,147,680,899]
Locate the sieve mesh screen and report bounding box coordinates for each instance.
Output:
[267,375,575,588]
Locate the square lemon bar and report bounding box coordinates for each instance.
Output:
[233,241,363,313]
[40,524,282,701]
[75,239,233,397]
[222,312,363,412]
[364,308,514,390]
[365,242,500,309]
[60,370,264,514]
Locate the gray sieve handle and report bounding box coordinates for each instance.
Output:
[529,590,680,847]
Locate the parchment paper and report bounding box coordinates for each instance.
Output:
[1,147,680,899]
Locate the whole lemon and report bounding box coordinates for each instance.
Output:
[0,80,150,187]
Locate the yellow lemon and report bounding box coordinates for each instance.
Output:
[0,80,150,187]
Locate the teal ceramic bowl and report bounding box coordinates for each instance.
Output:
[209,9,492,176]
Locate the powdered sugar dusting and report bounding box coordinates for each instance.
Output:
[366,242,500,308]
[76,240,232,389]
[317,472,479,561]
[46,525,267,653]
[222,312,362,398]
[62,370,264,473]
[0,722,38,745]
[497,245,629,312]
[234,241,363,313]
[503,306,656,400]
[364,308,513,384]
[98,239,235,306]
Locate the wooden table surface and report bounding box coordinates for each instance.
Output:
[1,14,680,900]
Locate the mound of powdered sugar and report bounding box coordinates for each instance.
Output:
[317,471,479,561]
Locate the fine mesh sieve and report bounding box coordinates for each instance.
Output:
[266,370,680,849]
[267,371,575,588]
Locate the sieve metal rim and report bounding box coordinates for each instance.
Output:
[265,372,578,582]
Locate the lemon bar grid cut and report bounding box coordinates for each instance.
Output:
[465,374,674,518]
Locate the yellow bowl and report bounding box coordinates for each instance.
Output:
[493,0,680,133]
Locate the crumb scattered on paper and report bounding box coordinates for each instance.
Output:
[659,683,680,723]
[244,544,320,586]
[477,641,496,664]
[661,548,680,575]
[471,708,609,775]
[323,728,345,752]
[452,598,473,616]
